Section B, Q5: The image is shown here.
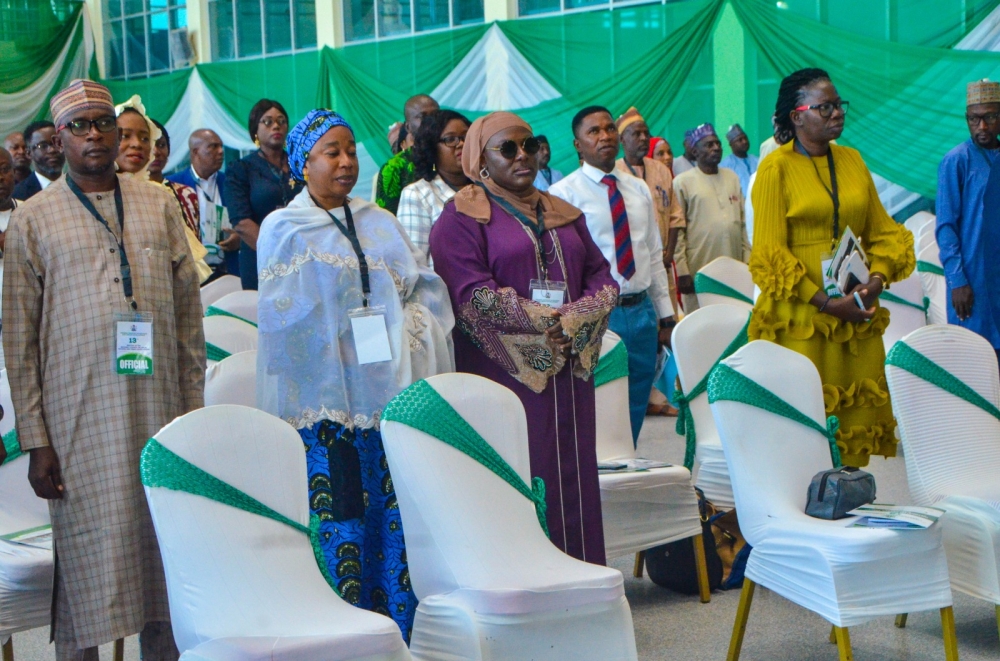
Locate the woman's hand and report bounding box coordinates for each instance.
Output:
[234,218,260,251]
[856,274,884,309]
[821,293,875,324]
[544,313,573,359]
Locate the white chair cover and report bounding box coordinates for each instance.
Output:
[200,275,243,314]
[207,290,259,325]
[916,222,938,258]
[203,316,258,367]
[918,244,948,325]
[0,370,53,639]
[885,324,1000,604]
[880,272,927,354]
[381,373,638,661]
[146,405,411,661]
[595,333,701,559]
[204,351,257,408]
[903,211,934,241]
[695,256,755,310]
[710,341,952,627]
[672,304,751,509]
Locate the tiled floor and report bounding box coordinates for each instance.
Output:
[7,416,999,660]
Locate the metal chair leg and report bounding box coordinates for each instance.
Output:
[2,637,13,661]
[941,606,959,661]
[829,625,837,644]
[113,638,124,661]
[895,613,908,628]
[833,626,853,661]
[726,578,755,661]
[692,534,711,603]
[633,551,645,579]
[995,604,1000,643]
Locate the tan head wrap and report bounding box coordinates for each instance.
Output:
[967,79,1000,106]
[615,107,644,134]
[51,79,115,129]
[454,111,581,229]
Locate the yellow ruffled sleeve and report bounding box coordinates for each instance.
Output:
[750,158,819,303]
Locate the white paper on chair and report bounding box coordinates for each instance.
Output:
[598,459,673,474]
[0,524,53,549]
[847,504,944,529]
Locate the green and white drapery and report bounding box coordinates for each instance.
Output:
[0,4,94,138]
[5,0,1000,202]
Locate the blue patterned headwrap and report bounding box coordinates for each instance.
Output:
[286,109,353,182]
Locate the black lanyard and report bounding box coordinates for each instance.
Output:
[479,183,549,277]
[67,176,136,310]
[322,199,371,307]
[796,139,840,246]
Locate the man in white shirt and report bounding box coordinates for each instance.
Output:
[12,120,64,201]
[550,106,674,444]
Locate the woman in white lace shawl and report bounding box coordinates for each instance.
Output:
[255,109,454,641]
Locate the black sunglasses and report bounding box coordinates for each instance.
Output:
[485,137,540,160]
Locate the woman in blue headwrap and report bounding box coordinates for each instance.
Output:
[255,110,455,639]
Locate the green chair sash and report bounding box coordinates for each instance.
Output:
[694,273,754,305]
[206,342,232,362]
[593,341,629,388]
[885,342,1000,422]
[140,438,340,595]
[674,317,751,470]
[916,261,945,276]
[205,306,258,328]
[2,429,22,463]
[708,363,842,468]
[879,290,929,313]
[382,379,550,537]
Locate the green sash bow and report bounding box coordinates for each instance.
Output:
[694,273,754,305]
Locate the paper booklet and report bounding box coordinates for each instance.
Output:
[0,524,53,549]
[823,227,870,297]
[598,459,673,474]
[847,504,944,529]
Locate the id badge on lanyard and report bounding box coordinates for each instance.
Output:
[114,311,154,375]
[348,305,392,365]
[529,279,567,309]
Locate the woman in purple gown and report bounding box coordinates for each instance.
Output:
[429,111,618,565]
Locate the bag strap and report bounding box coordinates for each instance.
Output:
[674,315,751,470]
[885,342,1000,422]
[140,438,340,595]
[205,306,258,328]
[708,363,842,468]
[593,340,629,388]
[382,379,549,537]
[694,273,754,305]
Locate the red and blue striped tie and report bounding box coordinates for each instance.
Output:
[602,174,636,280]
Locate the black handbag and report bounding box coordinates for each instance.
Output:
[806,466,876,520]
[645,489,723,595]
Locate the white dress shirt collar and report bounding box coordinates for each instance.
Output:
[580,161,616,186]
[35,171,54,190]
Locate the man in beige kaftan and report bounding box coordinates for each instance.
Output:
[2,80,205,661]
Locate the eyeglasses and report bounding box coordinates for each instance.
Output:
[966,112,1000,126]
[485,137,540,160]
[259,117,288,129]
[30,141,57,153]
[439,135,466,148]
[794,100,850,118]
[58,116,118,137]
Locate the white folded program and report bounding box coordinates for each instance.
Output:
[382,373,638,661]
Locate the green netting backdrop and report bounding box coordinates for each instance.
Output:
[3,0,1000,198]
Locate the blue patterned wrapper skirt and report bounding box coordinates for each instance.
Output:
[299,420,417,642]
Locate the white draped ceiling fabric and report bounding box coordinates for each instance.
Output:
[6,6,1000,209]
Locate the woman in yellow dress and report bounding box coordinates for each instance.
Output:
[750,68,914,467]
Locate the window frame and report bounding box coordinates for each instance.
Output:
[343,0,484,44]
[208,0,317,62]
[103,0,189,80]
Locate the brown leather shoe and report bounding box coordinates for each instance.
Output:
[646,402,679,417]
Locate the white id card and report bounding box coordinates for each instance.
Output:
[349,305,393,365]
[529,279,567,309]
[114,311,154,376]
